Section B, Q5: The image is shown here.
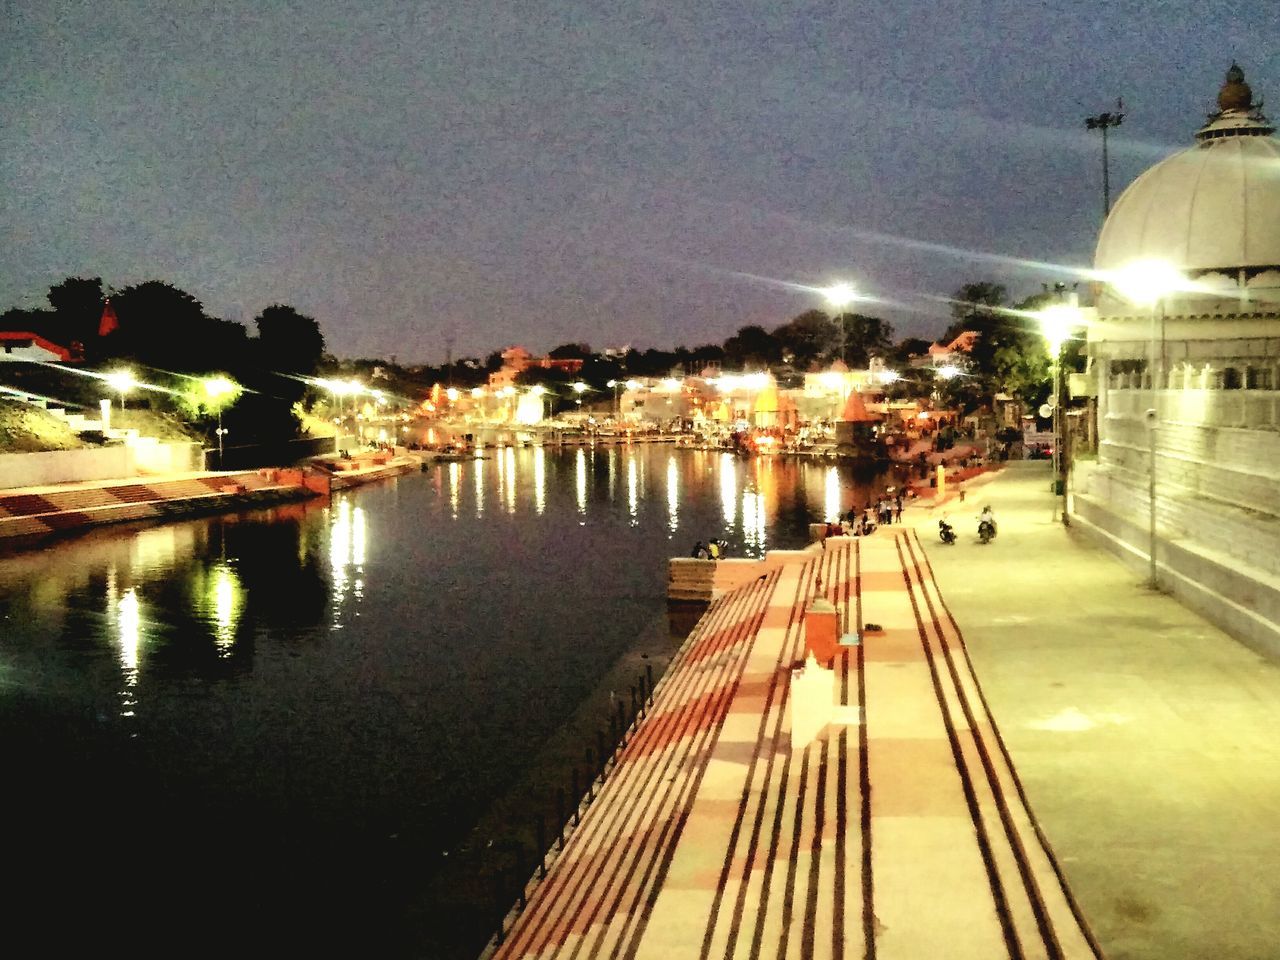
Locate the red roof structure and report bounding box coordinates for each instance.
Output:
[98,300,119,337]
[841,389,881,423]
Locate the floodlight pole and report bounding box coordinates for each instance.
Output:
[1085,103,1124,220]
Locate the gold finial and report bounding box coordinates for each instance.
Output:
[1217,61,1253,112]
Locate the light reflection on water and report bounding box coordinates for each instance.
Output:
[0,445,905,955]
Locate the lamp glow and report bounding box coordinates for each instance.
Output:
[824,282,857,308]
[937,365,962,380]
[106,369,137,393]
[1109,260,1185,307]
[1038,304,1077,356]
[572,381,588,394]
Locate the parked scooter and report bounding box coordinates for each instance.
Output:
[938,518,957,545]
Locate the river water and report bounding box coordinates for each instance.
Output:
[0,446,902,956]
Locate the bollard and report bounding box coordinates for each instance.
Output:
[535,815,547,879]
[555,787,566,849]
[571,768,580,825]
[646,663,655,704]
[596,729,608,781]
[515,857,527,909]
[616,700,627,745]
[585,748,595,801]
[638,674,648,717]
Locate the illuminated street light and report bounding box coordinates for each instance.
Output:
[106,369,137,411]
[202,376,241,470]
[470,387,484,398]
[625,379,640,391]
[936,365,962,380]
[446,387,460,402]
[823,282,856,308]
[879,369,901,384]
[824,282,857,365]
[1037,300,1083,526]
[530,384,546,395]
[1108,259,1185,308]
[660,377,680,392]
[1112,259,1185,589]
[572,381,588,394]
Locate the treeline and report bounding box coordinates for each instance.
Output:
[1,276,325,445]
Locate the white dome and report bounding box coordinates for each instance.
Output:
[1094,133,1280,274]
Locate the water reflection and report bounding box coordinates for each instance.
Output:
[505,447,517,515]
[474,454,485,517]
[666,456,678,536]
[575,448,587,517]
[449,461,460,519]
[825,465,842,522]
[720,453,737,527]
[627,454,639,525]
[534,447,546,516]
[330,499,367,622]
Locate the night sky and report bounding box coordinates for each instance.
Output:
[2,1,1275,361]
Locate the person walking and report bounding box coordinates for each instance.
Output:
[894,497,903,523]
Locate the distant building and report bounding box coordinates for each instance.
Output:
[488,345,584,389]
[0,331,75,362]
[914,330,978,369]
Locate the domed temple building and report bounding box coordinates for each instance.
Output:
[1073,64,1280,654]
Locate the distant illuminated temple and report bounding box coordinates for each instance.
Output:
[1073,63,1280,655]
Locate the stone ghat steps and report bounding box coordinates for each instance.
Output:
[0,473,305,543]
[491,566,785,959]
[490,537,1102,959]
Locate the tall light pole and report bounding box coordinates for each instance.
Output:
[106,369,137,413]
[1038,298,1079,526]
[824,282,857,366]
[1085,101,1124,220]
[203,376,240,471]
[1111,259,1184,590]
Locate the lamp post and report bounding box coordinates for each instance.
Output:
[106,369,136,413]
[1085,102,1124,219]
[1111,260,1184,590]
[1038,299,1078,526]
[202,376,239,470]
[823,282,857,366]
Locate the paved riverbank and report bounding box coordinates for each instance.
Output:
[906,461,1280,959]
[488,532,1101,958]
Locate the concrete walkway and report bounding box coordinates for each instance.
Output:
[907,461,1280,960]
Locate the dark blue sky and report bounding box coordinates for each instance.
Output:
[2,1,1275,361]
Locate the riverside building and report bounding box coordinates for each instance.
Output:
[1074,64,1280,655]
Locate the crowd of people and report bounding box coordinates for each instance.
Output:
[823,488,913,540]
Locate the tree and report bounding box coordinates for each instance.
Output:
[46,276,104,348]
[549,342,591,360]
[108,281,247,372]
[772,310,837,370]
[255,304,326,377]
[891,337,932,365]
[839,313,895,369]
[722,325,781,368]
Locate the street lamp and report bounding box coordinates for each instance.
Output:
[106,369,137,412]
[203,376,239,470]
[824,282,857,366]
[1110,258,1185,589]
[1038,300,1080,526]
[572,380,588,408]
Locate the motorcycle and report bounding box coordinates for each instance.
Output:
[938,519,957,545]
[977,517,997,544]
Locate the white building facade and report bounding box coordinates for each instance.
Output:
[1072,64,1280,655]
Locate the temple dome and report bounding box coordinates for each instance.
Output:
[1095,65,1280,275]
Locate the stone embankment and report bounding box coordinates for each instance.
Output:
[0,448,423,549]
